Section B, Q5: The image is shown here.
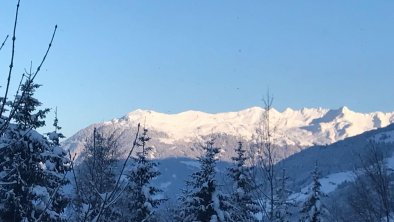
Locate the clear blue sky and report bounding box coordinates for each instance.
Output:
[0,1,393,137]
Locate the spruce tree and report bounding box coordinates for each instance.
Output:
[0,77,71,221]
[177,140,232,222]
[0,1,70,221]
[228,142,259,221]
[13,75,49,130]
[300,163,325,222]
[124,128,164,221]
[46,107,65,146]
[274,169,292,222]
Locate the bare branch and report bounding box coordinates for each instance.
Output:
[32,24,57,81]
[68,151,79,195]
[95,123,141,222]
[0,25,58,134]
[0,0,21,117]
[0,35,9,52]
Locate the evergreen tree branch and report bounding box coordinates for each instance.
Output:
[35,172,68,222]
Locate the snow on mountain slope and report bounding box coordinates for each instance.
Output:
[106,106,394,147]
[289,171,354,202]
[278,124,394,199]
[285,127,394,204]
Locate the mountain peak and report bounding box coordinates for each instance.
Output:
[338,106,351,114]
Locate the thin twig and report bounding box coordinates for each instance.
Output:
[0,35,9,52]
[68,151,79,194]
[32,24,57,81]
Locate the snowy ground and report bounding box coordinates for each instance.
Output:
[290,171,354,202]
[291,148,394,203]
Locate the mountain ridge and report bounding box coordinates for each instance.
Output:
[106,106,394,146]
[63,106,394,162]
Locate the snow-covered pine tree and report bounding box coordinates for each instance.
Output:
[228,142,259,221]
[123,128,165,221]
[13,74,49,130]
[45,108,72,219]
[46,107,65,146]
[274,169,292,222]
[177,140,232,222]
[300,163,325,222]
[0,76,71,221]
[0,1,71,221]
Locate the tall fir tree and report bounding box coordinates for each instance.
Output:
[177,140,232,222]
[274,169,292,222]
[0,77,71,221]
[300,163,325,222]
[123,128,165,221]
[227,142,259,221]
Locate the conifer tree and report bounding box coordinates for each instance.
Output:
[0,77,71,221]
[274,169,292,222]
[0,1,70,221]
[228,142,259,221]
[123,128,165,221]
[177,140,232,222]
[300,163,325,222]
[47,107,65,146]
[13,74,50,130]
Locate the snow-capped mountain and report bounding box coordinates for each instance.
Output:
[111,106,394,146]
[62,107,394,216]
[63,106,394,161]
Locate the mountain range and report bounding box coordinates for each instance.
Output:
[62,106,394,217]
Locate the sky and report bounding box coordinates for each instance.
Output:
[0,1,393,137]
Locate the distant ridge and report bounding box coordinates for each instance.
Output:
[63,106,394,161]
[109,106,394,146]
